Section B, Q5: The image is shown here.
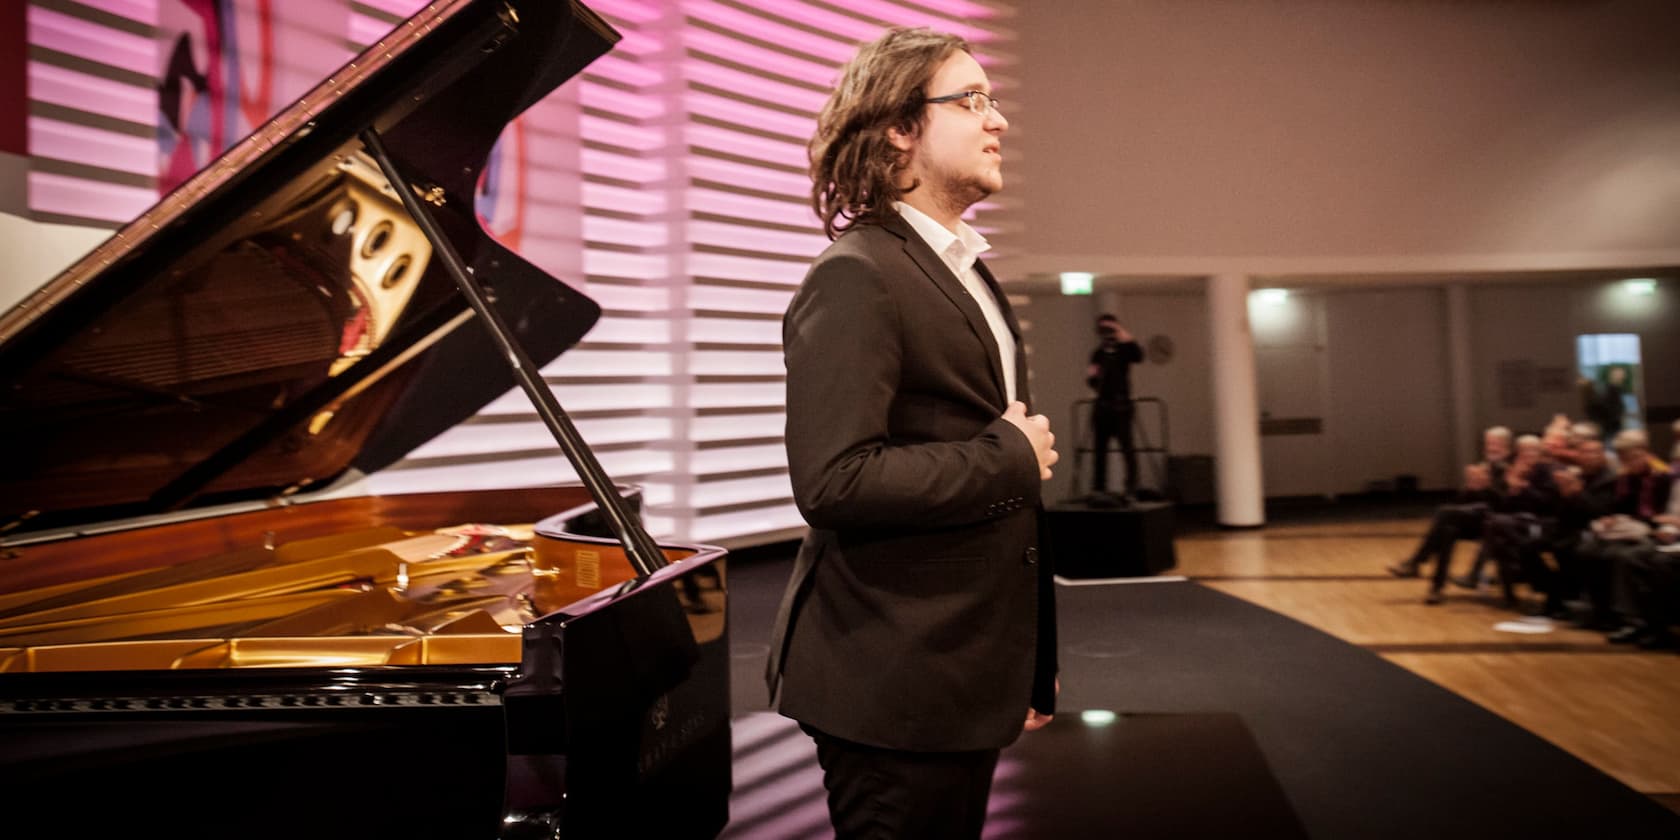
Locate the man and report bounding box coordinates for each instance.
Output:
[1612,440,1680,649]
[766,28,1059,839]
[1087,313,1145,498]
[1581,430,1673,633]
[1569,420,1619,471]
[1390,425,1509,602]
[1472,433,1561,607]
[1583,366,1628,440]
[1504,437,1618,619]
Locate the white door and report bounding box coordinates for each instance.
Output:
[1251,292,1332,498]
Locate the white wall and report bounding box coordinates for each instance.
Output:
[1470,279,1678,439]
[1324,288,1453,493]
[1124,292,1216,460]
[1021,288,1217,503]
[1019,292,1098,504]
[1002,0,1680,276]
[0,210,109,312]
[1026,283,1475,500]
[1251,290,1331,497]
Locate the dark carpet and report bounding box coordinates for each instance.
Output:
[724,546,1680,839]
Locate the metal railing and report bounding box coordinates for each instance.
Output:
[1065,396,1170,501]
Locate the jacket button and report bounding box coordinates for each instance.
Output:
[1024,547,1038,565]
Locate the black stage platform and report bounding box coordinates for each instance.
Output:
[1045,498,1177,578]
[724,553,1680,839]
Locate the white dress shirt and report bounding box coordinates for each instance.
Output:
[892,201,1017,403]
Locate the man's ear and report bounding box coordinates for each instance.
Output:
[886,123,916,153]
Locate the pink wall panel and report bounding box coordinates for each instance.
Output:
[22,0,1015,545]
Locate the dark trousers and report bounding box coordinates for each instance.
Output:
[1092,401,1137,494]
[1579,538,1647,623]
[1627,546,1680,637]
[802,724,1000,840]
[1482,512,1555,605]
[1416,503,1487,591]
[1546,537,1588,604]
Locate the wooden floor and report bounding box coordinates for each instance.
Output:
[1174,518,1680,813]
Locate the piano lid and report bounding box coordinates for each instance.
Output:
[0,0,620,538]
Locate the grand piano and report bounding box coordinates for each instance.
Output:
[0,1,730,837]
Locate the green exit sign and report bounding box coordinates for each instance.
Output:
[1060,272,1093,295]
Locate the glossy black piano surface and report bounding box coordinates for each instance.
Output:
[0,1,730,837]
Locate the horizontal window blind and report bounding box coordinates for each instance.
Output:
[25,0,1015,547]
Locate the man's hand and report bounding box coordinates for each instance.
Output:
[1003,401,1057,480]
[1554,468,1582,497]
[1024,677,1059,732]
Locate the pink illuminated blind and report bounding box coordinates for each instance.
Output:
[25,0,354,224]
[25,1,159,224]
[25,0,1016,547]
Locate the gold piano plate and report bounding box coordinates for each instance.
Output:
[0,487,664,674]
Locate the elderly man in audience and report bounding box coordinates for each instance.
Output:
[1450,432,1566,593]
[1390,426,1511,599]
[1576,430,1673,634]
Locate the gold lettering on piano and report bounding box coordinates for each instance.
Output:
[575,549,601,589]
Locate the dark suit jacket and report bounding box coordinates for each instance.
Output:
[766,210,1057,753]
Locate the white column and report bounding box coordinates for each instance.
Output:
[1207,273,1265,527]
[1445,283,1476,470]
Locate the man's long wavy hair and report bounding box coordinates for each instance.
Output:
[810,28,971,240]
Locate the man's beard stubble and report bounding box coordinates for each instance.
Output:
[921,160,997,219]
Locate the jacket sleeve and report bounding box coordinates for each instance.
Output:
[783,252,1040,533]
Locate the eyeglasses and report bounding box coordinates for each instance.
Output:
[924,90,1001,119]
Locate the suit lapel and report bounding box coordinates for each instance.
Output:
[976,259,1032,411]
[884,213,1010,408]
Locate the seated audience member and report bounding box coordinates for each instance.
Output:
[1390,426,1510,594]
[1514,438,1618,618]
[1443,433,1554,596]
[1606,441,1680,649]
[1476,434,1562,608]
[1578,430,1672,632]
[1569,420,1618,472]
[1542,420,1575,466]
